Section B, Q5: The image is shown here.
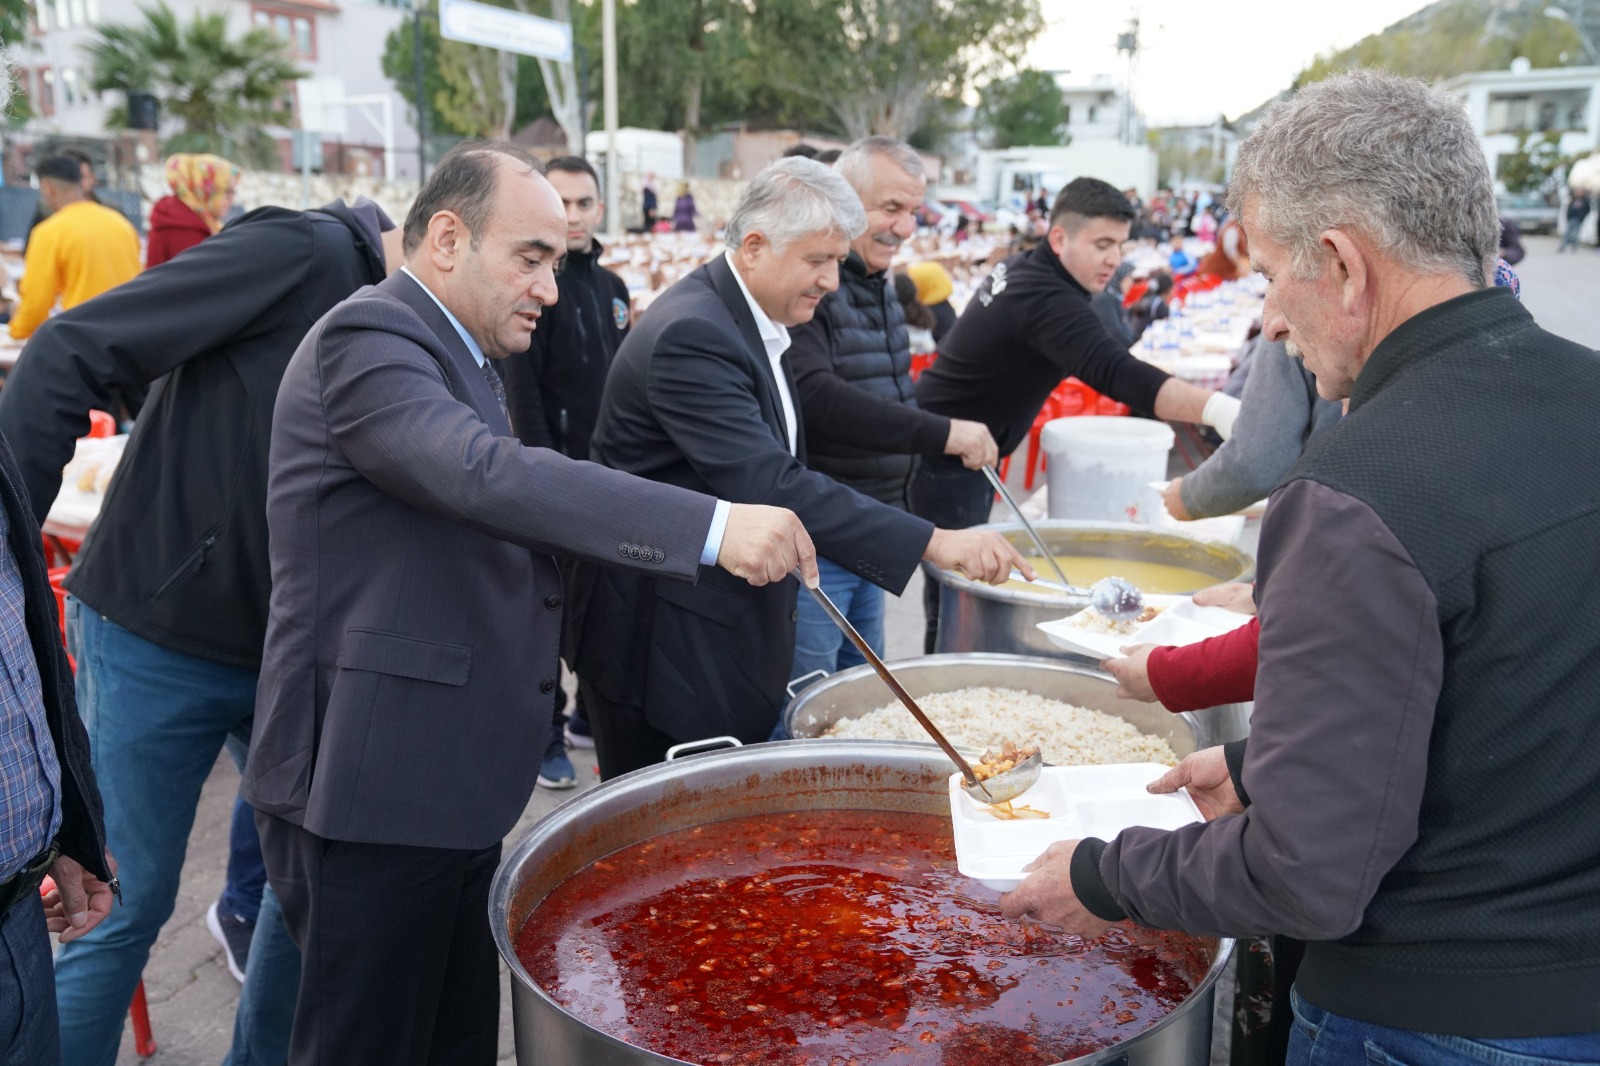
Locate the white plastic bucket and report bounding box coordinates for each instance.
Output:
[1041,416,1174,523]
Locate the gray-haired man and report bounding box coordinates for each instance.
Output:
[577,157,1029,778]
[784,137,998,689]
[1000,71,1600,1063]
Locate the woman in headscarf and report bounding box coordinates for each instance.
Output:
[146,153,241,268]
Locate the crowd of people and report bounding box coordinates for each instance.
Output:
[0,63,1595,1066]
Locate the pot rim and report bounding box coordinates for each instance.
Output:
[924,519,1255,606]
[491,739,1235,1066]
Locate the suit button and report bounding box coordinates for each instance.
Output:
[790,609,798,622]
[545,594,562,610]
[651,549,664,563]
[618,543,630,558]
[540,678,557,694]
[629,545,642,559]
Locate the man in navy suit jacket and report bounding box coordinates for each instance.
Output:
[578,158,1028,778]
[244,143,817,1065]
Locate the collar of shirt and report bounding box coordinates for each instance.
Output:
[402,266,486,368]
[723,251,796,453]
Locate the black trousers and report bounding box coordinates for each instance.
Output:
[257,812,501,1066]
[585,685,679,781]
[910,456,996,653]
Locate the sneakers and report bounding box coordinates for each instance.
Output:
[537,729,578,789]
[564,708,595,749]
[206,900,254,984]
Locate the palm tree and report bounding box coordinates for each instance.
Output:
[87,2,304,167]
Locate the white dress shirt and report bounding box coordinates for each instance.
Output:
[724,251,797,455]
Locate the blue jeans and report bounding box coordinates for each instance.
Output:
[0,899,59,1066]
[791,558,883,685]
[55,600,295,1066]
[1288,986,1600,1066]
[223,881,300,1066]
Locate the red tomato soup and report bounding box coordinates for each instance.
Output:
[515,810,1214,1065]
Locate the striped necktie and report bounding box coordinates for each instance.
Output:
[481,359,510,424]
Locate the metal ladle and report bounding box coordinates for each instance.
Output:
[981,465,1146,623]
[795,574,1040,805]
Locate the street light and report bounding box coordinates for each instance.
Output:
[1544,5,1599,64]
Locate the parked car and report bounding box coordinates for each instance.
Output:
[1497,193,1559,235]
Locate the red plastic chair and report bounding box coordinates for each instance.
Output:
[1000,378,1130,491]
[86,410,116,438]
[908,350,937,380]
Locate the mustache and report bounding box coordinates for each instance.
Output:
[1285,341,1303,360]
[871,231,902,248]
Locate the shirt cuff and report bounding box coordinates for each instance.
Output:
[1223,738,1251,808]
[1070,838,1129,922]
[699,499,731,566]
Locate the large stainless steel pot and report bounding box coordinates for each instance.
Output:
[492,740,1234,1066]
[927,521,1255,661]
[783,653,1249,757]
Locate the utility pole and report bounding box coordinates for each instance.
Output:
[413,2,428,181]
[1116,16,1140,147]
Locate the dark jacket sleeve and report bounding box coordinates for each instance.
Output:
[1076,479,1443,939]
[1031,287,1170,413]
[1146,617,1259,712]
[788,316,951,457]
[0,212,315,524]
[646,317,934,593]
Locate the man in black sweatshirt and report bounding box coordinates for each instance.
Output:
[1000,72,1600,1062]
[911,177,1237,651]
[500,155,631,788]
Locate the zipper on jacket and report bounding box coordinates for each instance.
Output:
[152,531,219,600]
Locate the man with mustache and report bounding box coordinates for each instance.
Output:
[784,137,998,686]
[1001,72,1600,1065]
[244,142,818,1063]
[576,157,1028,779]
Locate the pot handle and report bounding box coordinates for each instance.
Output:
[785,669,830,700]
[665,736,743,761]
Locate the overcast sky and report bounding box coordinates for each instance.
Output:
[1025,0,1438,124]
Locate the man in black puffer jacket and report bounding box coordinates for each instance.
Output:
[785,137,997,687]
[0,199,398,1066]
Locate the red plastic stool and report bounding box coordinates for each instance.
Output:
[39,877,157,1057]
[86,410,117,438]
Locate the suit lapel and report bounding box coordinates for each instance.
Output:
[705,256,791,453]
[383,272,514,437]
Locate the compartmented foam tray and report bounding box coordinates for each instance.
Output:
[950,763,1203,892]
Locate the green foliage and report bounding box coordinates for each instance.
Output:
[1497,128,1572,193]
[86,2,302,167]
[381,2,554,140]
[979,68,1068,148]
[747,0,1044,141]
[1292,0,1588,88]
[0,0,27,47]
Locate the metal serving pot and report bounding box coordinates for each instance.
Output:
[926,521,1256,661]
[491,740,1234,1066]
[784,653,1250,758]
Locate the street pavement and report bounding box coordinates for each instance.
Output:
[107,232,1597,1064]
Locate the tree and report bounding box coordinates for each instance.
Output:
[1498,129,1571,194]
[747,0,1044,141]
[435,40,518,139]
[87,2,302,166]
[979,68,1067,148]
[0,0,28,47]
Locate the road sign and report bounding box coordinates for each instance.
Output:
[439,0,572,61]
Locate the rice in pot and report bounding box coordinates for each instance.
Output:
[819,685,1179,766]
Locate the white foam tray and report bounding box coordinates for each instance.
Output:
[1035,596,1253,661]
[950,764,1203,892]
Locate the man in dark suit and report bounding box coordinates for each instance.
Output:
[578,157,1028,779]
[242,143,817,1065]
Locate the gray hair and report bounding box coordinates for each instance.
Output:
[1227,70,1498,286]
[725,157,867,253]
[835,136,925,195]
[0,63,12,117]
